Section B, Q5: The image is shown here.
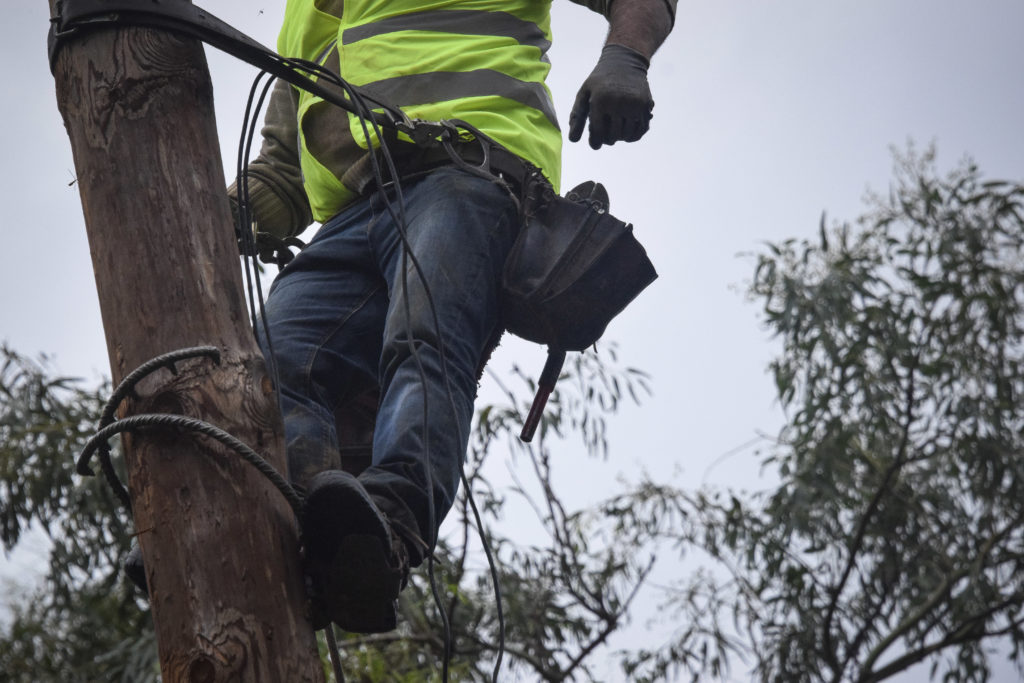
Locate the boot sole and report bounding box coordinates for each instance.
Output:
[302,471,402,633]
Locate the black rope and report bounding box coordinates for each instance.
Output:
[311,68,456,679]
[79,412,304,516]
[462,469,506,681]
[236,72,283,392]
[325,626,347,683]
[80,346,222,509]
[255,64,511,682]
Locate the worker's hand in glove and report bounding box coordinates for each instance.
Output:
[569,43,653,150]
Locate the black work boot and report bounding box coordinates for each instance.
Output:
[302,470,409,633]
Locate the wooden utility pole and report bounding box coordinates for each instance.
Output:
[49,5,326,682]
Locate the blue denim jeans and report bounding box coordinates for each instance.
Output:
[259,167,518,562]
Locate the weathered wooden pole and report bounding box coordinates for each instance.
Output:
[49,4,326,681]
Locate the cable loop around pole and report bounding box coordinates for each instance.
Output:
[77,346,302,517]
[81,346,221,510]
[79,412,304,516]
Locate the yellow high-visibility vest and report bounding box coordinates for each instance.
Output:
[278,0,563,222]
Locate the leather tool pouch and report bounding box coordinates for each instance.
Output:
[502,184,658,352]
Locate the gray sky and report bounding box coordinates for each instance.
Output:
[3,1,1024,680]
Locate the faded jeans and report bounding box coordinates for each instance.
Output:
[258,167,518,562]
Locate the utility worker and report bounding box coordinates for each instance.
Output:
[237,0,675,634]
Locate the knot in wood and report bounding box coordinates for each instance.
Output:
[186,656,217,683]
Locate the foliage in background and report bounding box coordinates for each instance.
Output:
[6,148,1024,683]
[0,348,156,682]
[634,147,1024,683]
[329,346,665,681]
[0,342,670,682]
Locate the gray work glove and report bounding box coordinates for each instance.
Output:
[568,43,654,150]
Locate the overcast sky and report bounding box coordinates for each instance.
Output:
[3,1,1024,680]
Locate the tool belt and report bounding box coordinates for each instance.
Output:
[369,136,660,444]
[502,173,658,441]
[503,180,657,352]
[348,137,535,199]
[353,137,658,354]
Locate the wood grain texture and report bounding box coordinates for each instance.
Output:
[52,18,325,683]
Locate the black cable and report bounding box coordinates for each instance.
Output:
[300,61,458,668]
[228,64,389,679]
[78,345,222,508]
[228,44,513,681]
[236,72,283,394]
[336,80,512,681]
[235,69,267,335]
[342,82,456,681]
[78,413,304,515]
[462,469,507,681]
[325,626,347,683]
[430,122,513,682]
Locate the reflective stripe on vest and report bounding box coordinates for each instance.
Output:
[342,10,551,53]
[279,0,562,223]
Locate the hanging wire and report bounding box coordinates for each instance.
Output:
[287,63,512,681]
[79,412,304,515]
[215,42,515,683]
[235,71,282,395]
[231,60,455,679]
[325,626,347,683]
[343,81,456,679]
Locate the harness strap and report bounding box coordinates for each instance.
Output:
[350,137,538,199]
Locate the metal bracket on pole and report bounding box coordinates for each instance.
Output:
[47,0,412,132]
[49,0,274,73]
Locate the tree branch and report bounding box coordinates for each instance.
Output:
[463,631,560,681]
[822,351,919,676]
[862,600,1024,682]
[858,509,1024,676]
[561,555,657,680]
